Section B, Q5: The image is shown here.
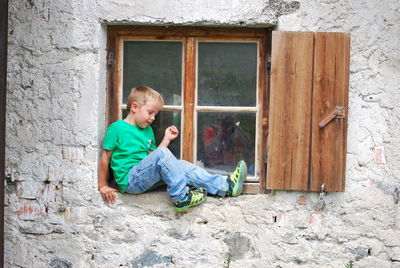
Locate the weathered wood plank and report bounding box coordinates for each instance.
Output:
[108,25,268,38]
[106,29,119,124]
[113,35,122,121]
[259,31,271,191]
[310,32,350,192]
[243,183,261,194]
[267,31,314,191]
[182,37,196,162]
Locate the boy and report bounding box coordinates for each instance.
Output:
[98,86,247,212]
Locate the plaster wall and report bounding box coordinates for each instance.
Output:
[5,0,400,267]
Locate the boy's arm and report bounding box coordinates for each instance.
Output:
[158,125,179,148]
[98,149,118,204]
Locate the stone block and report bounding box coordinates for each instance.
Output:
[130,250,172,268]
[42,183,57,203]
[382,229,400,247]
[223,232,260,260]
[48,213,66,225]
[41,183,62,205]
[390,246,400,262]
[19,222,53,235]
[49,258,72,268]
[16,181,41,200]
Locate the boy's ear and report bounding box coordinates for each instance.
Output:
[130,102,138,112]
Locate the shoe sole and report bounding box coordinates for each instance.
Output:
[174,195,207,212]
[232,161,247,197]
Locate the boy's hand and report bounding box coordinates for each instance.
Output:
[158,126,179,148]
[164,125,179,141]
[99,185,118,204]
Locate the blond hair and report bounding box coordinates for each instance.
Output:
[126,86,164,113]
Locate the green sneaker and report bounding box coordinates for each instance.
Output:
[173,187,207,212]
[226,160,247,197]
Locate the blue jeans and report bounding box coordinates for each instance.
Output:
[126,147,228,202]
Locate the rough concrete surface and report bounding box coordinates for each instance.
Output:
[5,0,400,267]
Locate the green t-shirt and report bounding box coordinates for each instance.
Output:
[103,120,156,193]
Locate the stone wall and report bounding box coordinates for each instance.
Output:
[5,0,400,267]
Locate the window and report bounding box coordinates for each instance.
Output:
[106,27,350,193]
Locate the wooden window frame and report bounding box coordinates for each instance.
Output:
[106,26,271,193]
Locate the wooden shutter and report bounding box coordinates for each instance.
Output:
[266,31,350,192]
[267,32,314,191]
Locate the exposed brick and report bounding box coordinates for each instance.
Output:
[374,146,386,164]
[296,196,307,205]
[47,166,62,182]
[15,203,46,221]
[60,207,89,224]
[307,214,315,224]
[62,146,84,162]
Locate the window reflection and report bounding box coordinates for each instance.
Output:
[152,111,181,158]
[197,42,257,107]
[123,41,182,105]
[197,112,255,176]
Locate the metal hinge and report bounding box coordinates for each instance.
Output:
[265,55,271,75]
[5,173,12,183]
[263,154,271,194]
[313,184,327,211]
[107,52,115,70]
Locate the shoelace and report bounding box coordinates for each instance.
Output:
[230,166,241,183]
[190,191,204,205]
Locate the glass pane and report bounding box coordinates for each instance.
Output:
[121,109,181,159]
[152,110,181,159]
[197,112,256,176]
[123,41,182,106]
[198,42,257,107]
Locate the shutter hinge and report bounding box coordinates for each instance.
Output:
[265,55,271,75]
[5,173,12,184]
[313,184,327,211]
[263,154,271,194]
[107,52,115,70]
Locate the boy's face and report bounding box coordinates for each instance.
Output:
[131,101,160,128]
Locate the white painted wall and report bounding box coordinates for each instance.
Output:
[5,0,400,267]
